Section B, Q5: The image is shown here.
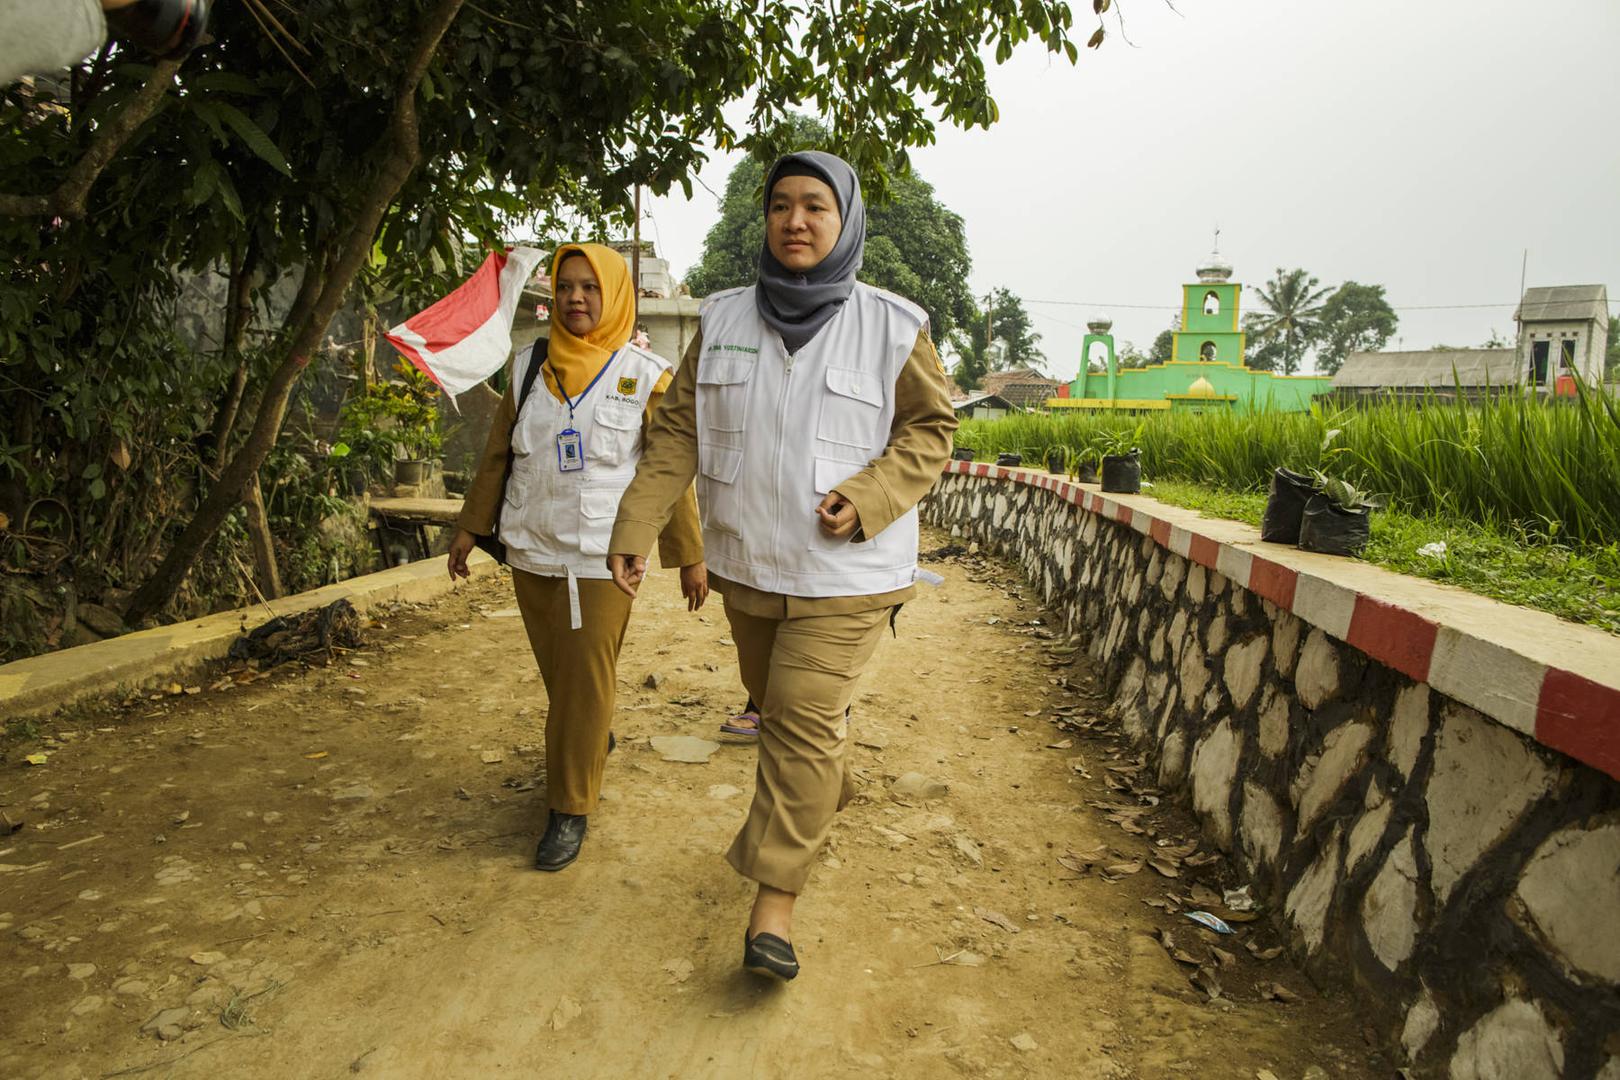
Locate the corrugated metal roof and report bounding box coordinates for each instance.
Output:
[954,391,1018,412]
[1514,284,1608,324]
[1332,349,1520,389]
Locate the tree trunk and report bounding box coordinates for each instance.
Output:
[0,58,181,219]
[241,472,282,600]
[203,240,263,463]
[123,0,468,626]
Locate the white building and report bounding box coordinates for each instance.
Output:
[1515,284,1609,389]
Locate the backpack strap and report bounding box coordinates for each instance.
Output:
[516,337,549,411]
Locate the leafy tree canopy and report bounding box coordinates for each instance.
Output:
[4,0,1096,625]
[684,115,975,342]
[1248,268,1331,376]
[1315,281,1398,375]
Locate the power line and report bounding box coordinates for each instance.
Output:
[1025,298,1620,313]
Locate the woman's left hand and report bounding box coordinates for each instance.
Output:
[680,561,710,611]
[815,491,861,539]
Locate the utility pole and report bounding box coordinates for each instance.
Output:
[984,291,994,368]
[631,185,642,316]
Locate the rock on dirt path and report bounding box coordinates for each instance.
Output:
[0,530,1386,1079]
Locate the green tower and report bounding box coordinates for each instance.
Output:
[1173,247,1244,364]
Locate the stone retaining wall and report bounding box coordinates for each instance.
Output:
[922,464,1620,1080]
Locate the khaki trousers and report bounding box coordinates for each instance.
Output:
[723,599,892,893]
[511,569,632,815]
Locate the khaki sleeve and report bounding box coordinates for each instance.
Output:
[455,378,518,535]
[645,372,705,568]
[833,328,959,541]
[610,331,703,559]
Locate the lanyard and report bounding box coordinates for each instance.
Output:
[548,349,619,423]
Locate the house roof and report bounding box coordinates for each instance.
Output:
[1514,285,1609,325]
[982,368,1061,408]
[953,391,1018,413]
[1332,349,1521,390]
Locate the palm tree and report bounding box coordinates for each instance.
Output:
[1249,268,1332,375]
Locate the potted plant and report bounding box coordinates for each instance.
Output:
[1298,471,1379,556]
[1262,428,1344,545]
[951,446,976,462]
[1043,444,1068,475]
[1071,445,1101,485]
[337,361,443,490]
[1096,425,1144,494]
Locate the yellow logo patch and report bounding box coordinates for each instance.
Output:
[617,377,638,395]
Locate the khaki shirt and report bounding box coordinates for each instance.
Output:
[609,326,958,617]
[458,367,703,569]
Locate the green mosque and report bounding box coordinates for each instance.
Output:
[1050,250,1331,412]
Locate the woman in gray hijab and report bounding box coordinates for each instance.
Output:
[608,150,957,981]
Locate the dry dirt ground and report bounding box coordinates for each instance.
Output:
[1,530,1390,1080]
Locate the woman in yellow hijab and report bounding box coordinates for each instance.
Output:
[448,243,706,871]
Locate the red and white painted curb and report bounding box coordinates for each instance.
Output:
[942,461,1620,780]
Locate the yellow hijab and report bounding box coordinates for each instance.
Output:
[543,242,636,402]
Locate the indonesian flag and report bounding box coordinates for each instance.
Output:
[384,246,545,399]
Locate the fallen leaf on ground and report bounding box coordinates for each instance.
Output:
[1147,858,1180,879]
[549,995,583,1030]
[662,958,694,984]
[1045,738,1074,750]
[23,753,48,766]
[1158,930,1201,967]
[1102,859,1143,877]
[304,751,328,760]
[1246,941,1284,961]
[1262,982,1301,1003]
[975,908,1021,934]
[479,749,505,764]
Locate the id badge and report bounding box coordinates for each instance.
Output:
[556,428,585,472]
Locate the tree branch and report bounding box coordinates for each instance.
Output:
[0,57,181,219]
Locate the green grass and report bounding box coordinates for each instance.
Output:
[1147,479,1620,635]
[955,383,1620,548]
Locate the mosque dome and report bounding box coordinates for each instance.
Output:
[1187,376,1217,398]
[1195,252,1233,283]
[1086,314,1114,334]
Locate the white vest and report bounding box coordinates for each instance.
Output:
[695,282,926,597]
[502,342,671,616]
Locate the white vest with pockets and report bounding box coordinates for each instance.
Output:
[694,282,926,597]
[502,342,671,627]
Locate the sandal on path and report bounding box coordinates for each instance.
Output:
[719,709,760,738]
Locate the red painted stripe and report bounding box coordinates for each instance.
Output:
[1116,505,1133,527]
[1536,670,1620,780]
[1150,518,1171,547]
[1188,534,1221,570]
[975,463,990,478]
[1346,595,1438,683]
[1248,557,1298,610]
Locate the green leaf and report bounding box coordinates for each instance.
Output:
[88,477,106,500]
[82,462,103,480]
[187,72,265,96]
[212,102,294,177]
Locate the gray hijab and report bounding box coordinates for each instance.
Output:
[756,151,865,354]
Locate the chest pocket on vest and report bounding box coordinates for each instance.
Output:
[590,402,641,468]
[697,357,755,449]
[817,365,883,455]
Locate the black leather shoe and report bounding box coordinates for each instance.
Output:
[533,811,587,871]
[743,932,799,981]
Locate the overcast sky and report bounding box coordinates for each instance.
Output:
[642,0,1619,378]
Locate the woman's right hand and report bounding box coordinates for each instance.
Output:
[447,528,477,581]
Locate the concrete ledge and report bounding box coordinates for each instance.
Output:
[0,551,500,721]
[943,460,1620,780]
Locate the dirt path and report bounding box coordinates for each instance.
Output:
[1,531,1387,1080]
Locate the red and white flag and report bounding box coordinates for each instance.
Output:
[384,246,545,399]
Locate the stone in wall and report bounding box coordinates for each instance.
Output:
[1514,818,1620,985]
[1361,828,1420,971]
[1205,612,1230,656]
[1388,682,1431,781]
[1178,636,1210,712]
[1448,998,1564,1080]
[1296,628,1364,710]
[1159,730,1188,786]
[1345,782,1392,873]
[1426,703,1557,904]
[1272,610,1304,679]
[1285,825,1343,953]
[1186,563,1207,606]
[1223,634,1267,711]
[1258,688,1291,758]
[1190,719,1241,850]
[1239,781,1284,868]
[1159,552,1186,602]
[1293,721,1374,837]
[1401,986,1440,1063]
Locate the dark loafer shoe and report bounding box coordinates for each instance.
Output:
[533,811,587,871]
[743,932,799,982]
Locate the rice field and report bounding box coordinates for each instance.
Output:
[954,385,1620,548]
